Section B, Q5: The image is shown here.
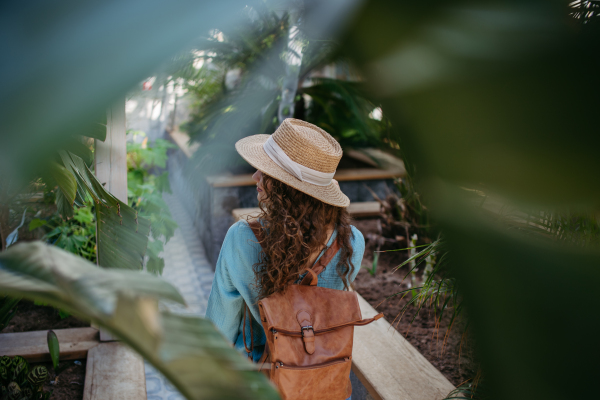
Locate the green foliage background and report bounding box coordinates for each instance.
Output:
[126,132,179,275]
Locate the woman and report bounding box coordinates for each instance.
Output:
[206,118,364,373]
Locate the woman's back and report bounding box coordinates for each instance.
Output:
[205,219,364,361]
[205,118,366,399]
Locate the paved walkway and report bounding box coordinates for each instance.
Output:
[145,192,214,400]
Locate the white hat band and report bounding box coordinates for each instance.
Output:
[263,135,335,187]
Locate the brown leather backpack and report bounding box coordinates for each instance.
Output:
[245,221,383,400]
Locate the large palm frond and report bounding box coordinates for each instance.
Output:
[0,242,279,400]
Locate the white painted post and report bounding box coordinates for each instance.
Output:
[95,99,128,202]
[94,99,127,342]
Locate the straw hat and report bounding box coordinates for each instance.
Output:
[235,118,350,207]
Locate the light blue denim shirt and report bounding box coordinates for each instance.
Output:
[206,220,365,362]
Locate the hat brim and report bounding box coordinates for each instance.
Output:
[235,134,350,208]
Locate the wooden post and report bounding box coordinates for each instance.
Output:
[83,342,147,400]
[95,99,127,202]
[94,100,127,342]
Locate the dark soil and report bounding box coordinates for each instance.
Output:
[2,300,90,333]
[352,218,477,387]
[38,359,86,400]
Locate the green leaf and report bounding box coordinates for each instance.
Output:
[0,242,279,400]
[85,112,107,141]
[73,205,94,225]
[49,162,77,219]
[154,172,172,194]
[55,189,74,220]
[47,330,60,370]
[146,239,165,276]
[29,219,48,231]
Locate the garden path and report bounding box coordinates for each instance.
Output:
[144,192,214,400]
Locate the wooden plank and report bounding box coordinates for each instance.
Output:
[232,202,381,222]
[352,293,455,400]
[0,327,99,363]
[83,342,146,400]
[347,201,381,218]
[208,166,404,188]
[334,167,404,182]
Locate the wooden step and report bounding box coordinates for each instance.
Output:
[209,166,404,187]
[352,293,455,400]
[232,201,381,222]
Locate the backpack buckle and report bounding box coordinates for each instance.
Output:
[301,326,313,337]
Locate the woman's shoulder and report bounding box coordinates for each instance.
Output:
[347,225,365,256]
[218,220,262,266]
[349,225,365,244]
[225,220,259,241]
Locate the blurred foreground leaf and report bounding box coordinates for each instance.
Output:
[343,0,600,206]
[0,242,279,400]
[428,181,600,400]
[341,1,600,398]
[0,0,257,184]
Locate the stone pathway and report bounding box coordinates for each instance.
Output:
[145,192,214,400]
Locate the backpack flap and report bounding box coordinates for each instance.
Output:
[258,285,363,334]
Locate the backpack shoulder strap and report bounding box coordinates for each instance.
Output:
[244,220,264,360]
[300,238,341,286]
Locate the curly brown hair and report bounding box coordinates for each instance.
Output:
[252,174,355,299]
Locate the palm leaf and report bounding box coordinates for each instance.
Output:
[0,242,279,400]
[58,151,151,269]
[49,162,77,219]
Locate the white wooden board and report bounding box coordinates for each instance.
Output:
[352,293,455,400]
